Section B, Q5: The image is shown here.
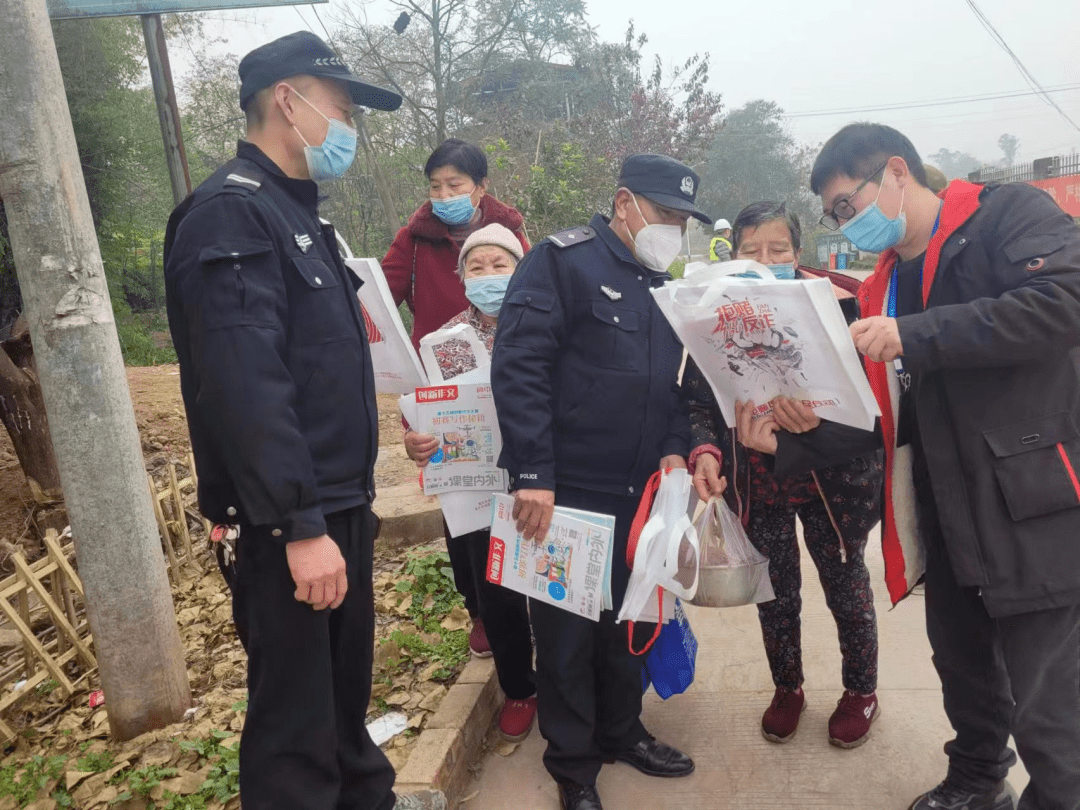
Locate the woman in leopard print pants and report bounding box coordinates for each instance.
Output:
[684,201,885,750]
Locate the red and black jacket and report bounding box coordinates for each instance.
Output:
[860,180,1080,616]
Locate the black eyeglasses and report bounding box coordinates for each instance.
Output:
[819,160,890,231]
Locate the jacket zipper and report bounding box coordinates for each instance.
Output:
[810,470,847,563]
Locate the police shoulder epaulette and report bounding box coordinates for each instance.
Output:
[547,225,595,248]
[223,171,263,194]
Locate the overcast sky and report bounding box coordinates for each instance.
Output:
[179,0,1080,167]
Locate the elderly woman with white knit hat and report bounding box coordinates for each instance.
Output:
[414,223,524,381]
[402,223,537,742]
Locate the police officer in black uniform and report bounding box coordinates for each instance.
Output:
[491,154,709,810]
[164,32,443,810]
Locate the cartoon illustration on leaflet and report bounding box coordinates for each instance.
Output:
[534,540,572,588]
[438,425,482,463]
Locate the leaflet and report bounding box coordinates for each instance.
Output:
[442,490,503,538]
[418,323,490,384]
[486,494,613,621]
[415,383,504,496]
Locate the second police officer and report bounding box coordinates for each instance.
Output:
[491,154,707,810]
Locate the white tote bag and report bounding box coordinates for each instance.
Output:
[345,259,428,395]
[618,468,700,624]
[652,261,880,431]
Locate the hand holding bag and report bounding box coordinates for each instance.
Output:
[620,468,700,654]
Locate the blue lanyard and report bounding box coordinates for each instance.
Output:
[888,210,940,380]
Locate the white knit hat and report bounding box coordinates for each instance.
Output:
[457,224,524,278]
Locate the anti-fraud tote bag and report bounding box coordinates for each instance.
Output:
[653,261,879,431]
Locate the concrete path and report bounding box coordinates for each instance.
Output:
[462,527,1028,809]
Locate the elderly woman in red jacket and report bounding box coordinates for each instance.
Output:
[382,138,529,350]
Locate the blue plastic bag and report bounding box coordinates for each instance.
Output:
[641,599,697,699]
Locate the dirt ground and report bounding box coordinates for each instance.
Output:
[0,365,420,550]
[0,366,461,807]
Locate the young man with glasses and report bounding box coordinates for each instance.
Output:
[811,122,1080,810]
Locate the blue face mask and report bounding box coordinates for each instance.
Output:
[767,262,797,280]
[431,193,476,225]
[840,180,906,253]
[289,86,358,183]
[464,274,511,317]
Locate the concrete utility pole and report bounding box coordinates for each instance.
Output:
[141,13,192,207]
[0,0,190,737]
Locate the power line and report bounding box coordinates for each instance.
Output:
[310,4,335,44]
[293,4,335,49]
[784,83,1080,119]
[963,0,1080,135]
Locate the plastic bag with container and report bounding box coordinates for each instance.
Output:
[689,497,776,608]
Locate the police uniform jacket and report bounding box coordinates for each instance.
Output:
[491,213,690,497]
[164,141,378,543]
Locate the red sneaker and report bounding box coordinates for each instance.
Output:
[828,690,879,749]
[761,687,805,743]
[499,696,537,741]
[468,619,492,658]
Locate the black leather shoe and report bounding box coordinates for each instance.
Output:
[558,781,603,810]
[612,736,695,777]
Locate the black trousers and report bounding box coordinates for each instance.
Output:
[917,467,1080,809]
[449,525,536,699]
[445,523,479,618]
[530,487,652,787]
[229,506,396,810]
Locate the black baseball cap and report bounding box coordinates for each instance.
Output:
[239,31,403,112]
[618,153,711,225]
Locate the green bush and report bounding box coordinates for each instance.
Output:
[114,304,176,366]
[0,755,70,807]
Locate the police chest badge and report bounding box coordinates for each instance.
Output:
[600,285,622,301]
[680,176,695,196]
[294,233,313,253]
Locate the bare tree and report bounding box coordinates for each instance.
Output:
[334,0,528,148]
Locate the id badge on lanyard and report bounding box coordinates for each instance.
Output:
[888,269,914,394]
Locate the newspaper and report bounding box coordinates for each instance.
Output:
[558,506,615,612]
[486,494,613,621]
[401,367,507,535]
[415,382,505,496]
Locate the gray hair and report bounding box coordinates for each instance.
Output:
[731,201,802,254]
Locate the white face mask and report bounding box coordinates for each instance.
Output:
[630,194,684,272]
